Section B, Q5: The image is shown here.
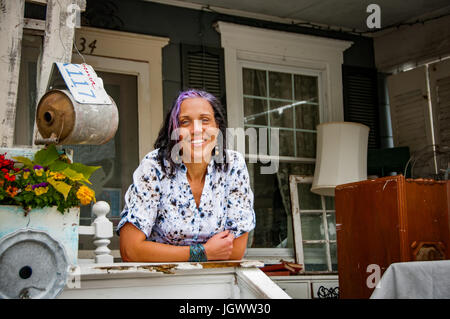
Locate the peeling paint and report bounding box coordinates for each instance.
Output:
[0,0,6,15]
[95,266,133,273]
[0,0,24,147]
[137,264,177,274]
[8,39,19,73]
[200,262,240,269]
[239,261,264,268]
[93,261,263,275]
[95,264,177,275]
[2,136,8,147]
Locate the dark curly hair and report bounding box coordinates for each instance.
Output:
[154,89,229,176]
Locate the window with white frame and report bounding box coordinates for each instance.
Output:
[290,176,337,272]
[242,64,321,255]
[243,66,320,159]
[216,21,352,263]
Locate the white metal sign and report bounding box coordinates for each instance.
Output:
[56,62,112,105]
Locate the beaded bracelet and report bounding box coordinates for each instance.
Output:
[189,244,208,262]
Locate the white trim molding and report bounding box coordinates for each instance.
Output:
[215,21,353,129]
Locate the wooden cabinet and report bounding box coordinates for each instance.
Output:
[335,175,450,299]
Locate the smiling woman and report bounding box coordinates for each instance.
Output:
[117,89,256,262]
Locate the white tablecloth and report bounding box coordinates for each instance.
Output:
[370,260,450,299]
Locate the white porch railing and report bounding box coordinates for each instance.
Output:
[78,201,114,264]
[61,261,291,299]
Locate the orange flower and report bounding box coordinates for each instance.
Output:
[0,179,4,187]
[6,186,19,197]
[49,171,66,180]
[76,186,96,205]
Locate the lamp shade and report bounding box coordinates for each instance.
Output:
[311,122,369,196]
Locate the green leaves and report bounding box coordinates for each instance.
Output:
[48,160,69,172]
[34,144,60,166]
[1,144,101,214]
[61,167,90,184]
[15,145,68,170]
[70,163,100,180]
[47,177,72,200]
[12,156,34,169]
[13,144,99,185]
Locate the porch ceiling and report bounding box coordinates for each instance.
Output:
[144,0,450,33]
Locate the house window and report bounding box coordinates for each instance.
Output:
[243,67,320,158]
[217,21,352,262]
[290,176,337,272]
[242,65,321,253]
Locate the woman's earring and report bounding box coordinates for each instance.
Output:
[174,149,181,163]
[215,146,219,156]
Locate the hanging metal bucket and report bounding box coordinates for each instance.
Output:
[36,89,119,145]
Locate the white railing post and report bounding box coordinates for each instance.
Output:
[92,201,114,264]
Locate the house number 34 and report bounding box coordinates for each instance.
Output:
[77,37,97,54]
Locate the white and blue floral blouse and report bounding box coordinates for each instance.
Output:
[116,149,256,246]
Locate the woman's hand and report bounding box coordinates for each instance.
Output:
[203,230,235,260]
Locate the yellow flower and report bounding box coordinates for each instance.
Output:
[76,186,96,205]
[35,169,44,176]
[25,184,32,191]
[23,171,30,179]
[34,187,48,196]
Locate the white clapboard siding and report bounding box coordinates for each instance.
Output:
[429,59,450,147]
[387,66,434,155]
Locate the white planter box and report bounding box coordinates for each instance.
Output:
[0,205,80,265]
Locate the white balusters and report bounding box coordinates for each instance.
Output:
[92,201,114,264]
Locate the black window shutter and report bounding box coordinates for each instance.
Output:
[181,44,226,109]
[343,65,380,149]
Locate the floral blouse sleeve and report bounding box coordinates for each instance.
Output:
[225,151,256,238]
[116,154,161,238]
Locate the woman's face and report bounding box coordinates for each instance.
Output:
[178,97,219,164]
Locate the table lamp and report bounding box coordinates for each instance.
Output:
[311,122,370,196]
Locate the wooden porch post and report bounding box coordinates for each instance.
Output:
[0,0,85,147]
[0,0,26,147]
[33,0,86,144]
